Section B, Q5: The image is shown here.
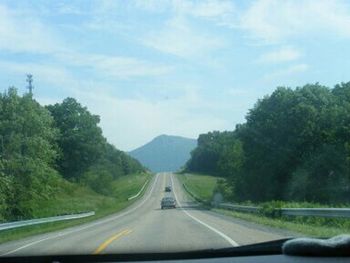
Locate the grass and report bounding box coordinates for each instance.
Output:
[0,172,151,244]
[236,200,350,209]
[177,173,222,202]
[177,173,350,238]
[111,173,150,199]
[214,208,350,238]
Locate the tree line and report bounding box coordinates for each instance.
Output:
[186,82,350,204]
[0,87,144,221]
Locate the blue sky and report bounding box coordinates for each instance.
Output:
[1,0,350,151]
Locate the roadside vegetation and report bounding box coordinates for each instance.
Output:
[177,173,223,202]
[177,172,350,237]
[185,82,350,205]
[0,87,146,223]
[182,83,350,239]
[183,82,350,237]
[215,209,350,238]
[0,172,150,244]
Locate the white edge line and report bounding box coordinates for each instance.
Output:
[170,174,238,247]
[127,180,149,200]
[1,174,160,256]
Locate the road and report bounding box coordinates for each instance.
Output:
[0,173,290,256]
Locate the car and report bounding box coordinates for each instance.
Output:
[161,197,176,209]
[165,186,172,192]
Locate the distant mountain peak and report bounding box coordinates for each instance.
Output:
[129,135,197,173]
[154,134,193,139]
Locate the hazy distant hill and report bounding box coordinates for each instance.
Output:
[129,135,197,173]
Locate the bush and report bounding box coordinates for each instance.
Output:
[260,201,283,218]
[81,170,113,196]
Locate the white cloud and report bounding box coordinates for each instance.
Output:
[112,0,350,45]
[73,89,231,151]
[0,4,64,54]
[257,46,302,63]
[133,0,237,28]
[0,57,231,151]
[264,64,309,80]
[56,52,173,78]
[56,2,86,15]
[0,61,75,88]
[0,3,172,79]
[133,1,232,58]
[240,0,350,43]
[133,0,168,12]
[142,16,225,57]
[172,0,235,19]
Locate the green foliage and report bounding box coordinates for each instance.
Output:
[47,98,144,192]
[47,98,106,180]
[0,88,60,220]
[186,82,350,204]
[259,201,283,218]
[0,88,145,222]
[216,208,350,238]
[81,170,114,196]
[80,143,145,195]
[213,179,232,200]
[287,144,349,202]
[0,172,150,244]
[186,131,243,178]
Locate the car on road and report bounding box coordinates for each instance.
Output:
[161,197,176,209]
[165,186,172,192]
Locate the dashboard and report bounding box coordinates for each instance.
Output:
[1,253,349,263]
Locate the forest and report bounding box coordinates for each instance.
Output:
[186,82,350,204]
[0,87,144,221]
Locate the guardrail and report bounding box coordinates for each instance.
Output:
[280,208,350,218]
[0,211,95,231]
[217,203,350,218]
[127,180,149,201]
[218,203,260,213]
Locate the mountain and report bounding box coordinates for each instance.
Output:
[129,135,197,173]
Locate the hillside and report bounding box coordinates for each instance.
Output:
[0,89,145,222]
[129,135,197,172]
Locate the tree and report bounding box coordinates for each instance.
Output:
[80,143,145,195]
[186,83,350,204]
[47,98,105,180]
[0,88,59,219]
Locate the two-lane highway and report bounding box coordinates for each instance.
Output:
[0,173,290,256]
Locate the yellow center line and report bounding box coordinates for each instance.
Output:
[93,229,132,254]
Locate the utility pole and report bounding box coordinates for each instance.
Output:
[26,74,34,95]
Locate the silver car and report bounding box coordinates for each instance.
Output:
[161,197,176,209]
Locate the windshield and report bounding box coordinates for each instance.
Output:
[0,0,350,257]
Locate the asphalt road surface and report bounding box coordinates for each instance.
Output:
[0,173,291,256]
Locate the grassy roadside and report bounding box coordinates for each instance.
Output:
[0,173,152,244]
[176,173,222,202]
[177,173,350,238]
[214,209,350,237]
